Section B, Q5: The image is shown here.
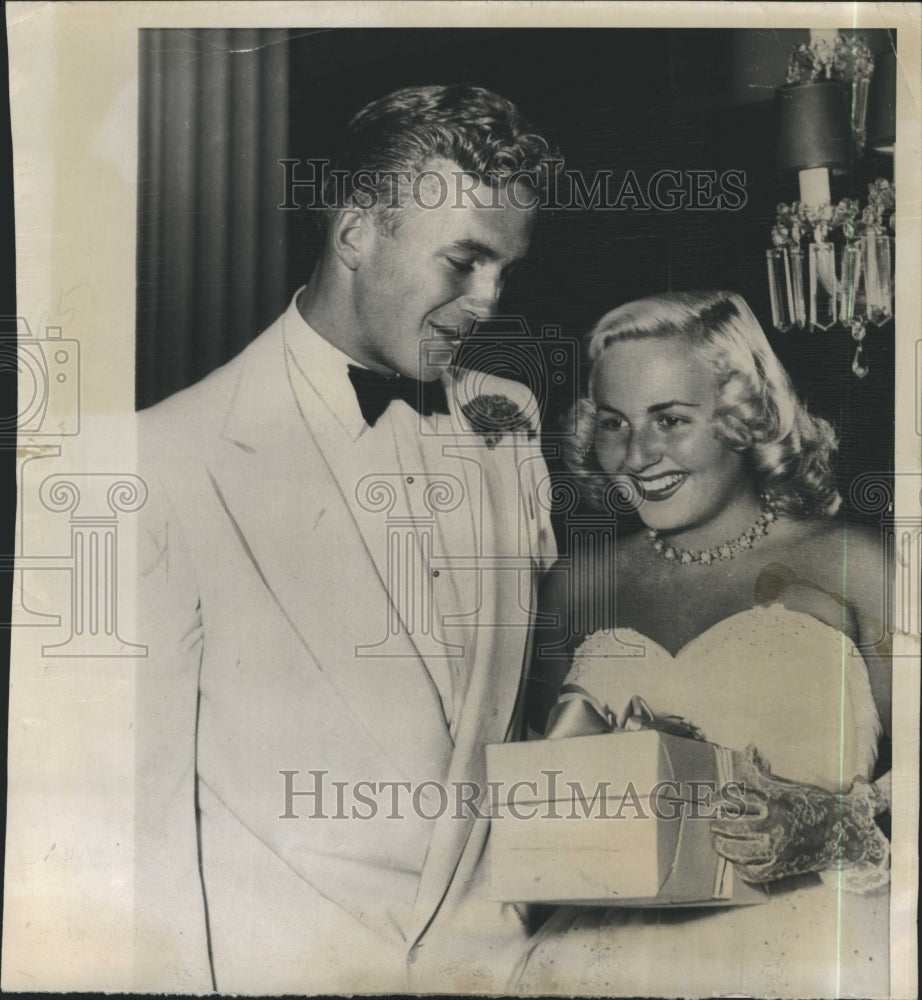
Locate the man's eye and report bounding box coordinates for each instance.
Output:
[446,258,475,273]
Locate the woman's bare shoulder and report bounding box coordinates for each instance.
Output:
[786,516,881,566]
[773,515,883,605]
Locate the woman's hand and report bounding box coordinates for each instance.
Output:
[711,745,889,891]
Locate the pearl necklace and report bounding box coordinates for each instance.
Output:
[646,497,778,567]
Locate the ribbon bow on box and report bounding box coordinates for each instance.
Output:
[546,688,706,742]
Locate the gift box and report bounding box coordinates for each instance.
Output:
[486,729,767,907]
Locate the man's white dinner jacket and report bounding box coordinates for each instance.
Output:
[134,294,556,993]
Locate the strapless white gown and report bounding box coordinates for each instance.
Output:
[513,605,889,998]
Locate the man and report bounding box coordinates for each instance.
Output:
[135,85,558,993]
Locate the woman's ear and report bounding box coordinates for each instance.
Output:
[329,207,367,271]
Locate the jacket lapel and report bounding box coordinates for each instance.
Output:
[408,386,543,943]
[278,313,472,669]
[210,320,451,782]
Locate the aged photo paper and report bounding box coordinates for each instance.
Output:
[3,2,920,995]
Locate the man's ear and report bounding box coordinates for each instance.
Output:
[329,207,368,271]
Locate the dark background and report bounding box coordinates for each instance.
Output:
[137,27,896,522]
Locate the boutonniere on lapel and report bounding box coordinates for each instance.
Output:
[460,394,537,450]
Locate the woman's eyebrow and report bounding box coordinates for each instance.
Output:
[648,400,700,412]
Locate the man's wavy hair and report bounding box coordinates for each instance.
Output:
[320,84,559,232]
[564,291,842,518]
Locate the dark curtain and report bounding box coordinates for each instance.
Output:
[136,28,289,410]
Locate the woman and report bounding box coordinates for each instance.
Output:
[516,292,891,997]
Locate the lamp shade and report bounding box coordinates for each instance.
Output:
[867,50,896,153]
[775,81,851,172]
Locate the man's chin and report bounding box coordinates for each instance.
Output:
[421,342,460,376]
[418,364,451,383]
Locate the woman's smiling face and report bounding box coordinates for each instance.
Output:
[591,335,752,535]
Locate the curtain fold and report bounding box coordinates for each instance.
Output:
[136,29,290,409]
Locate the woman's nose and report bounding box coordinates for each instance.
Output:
[624,427,661,472]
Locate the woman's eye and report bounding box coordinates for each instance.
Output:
[657,414,687,430]
[597,417,624,432]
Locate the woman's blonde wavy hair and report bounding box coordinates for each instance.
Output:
[564,291,842,518]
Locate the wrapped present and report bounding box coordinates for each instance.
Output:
[486,729,767,907]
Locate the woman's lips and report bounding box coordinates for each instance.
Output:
[631,471,688,501]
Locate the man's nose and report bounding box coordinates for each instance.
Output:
[624,427,662,472]
[461,268,503,319]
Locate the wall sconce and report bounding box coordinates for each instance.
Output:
[775,76,851,207]
[767,33,893,378]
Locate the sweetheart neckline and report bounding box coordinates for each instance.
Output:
[582,603,862,661]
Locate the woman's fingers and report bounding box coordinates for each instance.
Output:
[733,861,777,884]
[711,830,774,866]
[711,815,759,838]
[713,789,767,820]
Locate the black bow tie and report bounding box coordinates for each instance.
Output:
[347,365,450,427]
